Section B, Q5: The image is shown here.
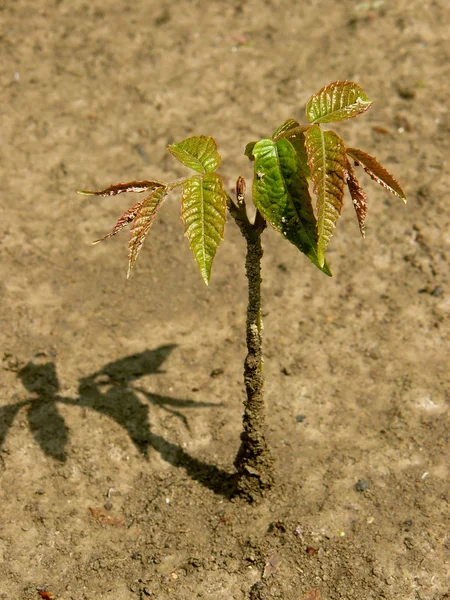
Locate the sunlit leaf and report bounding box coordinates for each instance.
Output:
[306,81,373,124]
[78,180,164,196]
[305,125,347,266]
[346,159,368,237]
[251,137,331,276]
[272,118,302,139]
[181,173,227,285]
[127,186,168,278]
[93,199,146,244]
[273,119,311,178]
[347,147,406,200]
[168,136,221,173]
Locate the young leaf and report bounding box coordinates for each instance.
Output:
[168,136,221,174]
[127,186,168,278]
[244,141,257,161]
[78,180,164,196]
[346,160,368,237]
[251,137,331,276]
[93,198,146,244]
[347,147,406,201]
[272,119,311,179]
[181,173,227,285]
[306,81,373,124]
[305,125,347,266]
[272,118,303,139]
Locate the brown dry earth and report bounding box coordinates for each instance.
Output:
[1,0,449,598]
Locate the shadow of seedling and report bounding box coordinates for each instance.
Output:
[1,345,234,494]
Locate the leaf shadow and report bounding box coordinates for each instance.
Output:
[1,345,235,496]
[16,361,69,462]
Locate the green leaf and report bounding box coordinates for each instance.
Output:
[272,119,311,179]
[168,136,221,173]
[181,173,227,285]
[244,141,257,161]
[347,147,406,201]
[272,119,304,141]
[306,81,373,124]
[127,186,168,278]
[251,137,331,276]
[304,125,347,266]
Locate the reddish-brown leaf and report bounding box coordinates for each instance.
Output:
[78,180,165,197]
[346,159,368,237]
[89,506,126,527]
[93,198,145,244]
[346,148,406,201]
[36,588,56,600]
[127,186,168,278]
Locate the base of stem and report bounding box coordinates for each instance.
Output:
[233,436,274,502]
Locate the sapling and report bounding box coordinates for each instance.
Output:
[79,81,405,501]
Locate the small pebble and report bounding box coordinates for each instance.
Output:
[210,368,224,378]
[394,114,413,132]
[397,86,415,100]
[430,286,443,297]
[355,479,370,492]
[418,285,443,297]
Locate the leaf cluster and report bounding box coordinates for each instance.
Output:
[79,81,405,283]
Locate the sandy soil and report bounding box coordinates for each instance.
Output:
[1,0,449,598]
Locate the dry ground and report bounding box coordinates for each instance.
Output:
[1,0,449,598]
